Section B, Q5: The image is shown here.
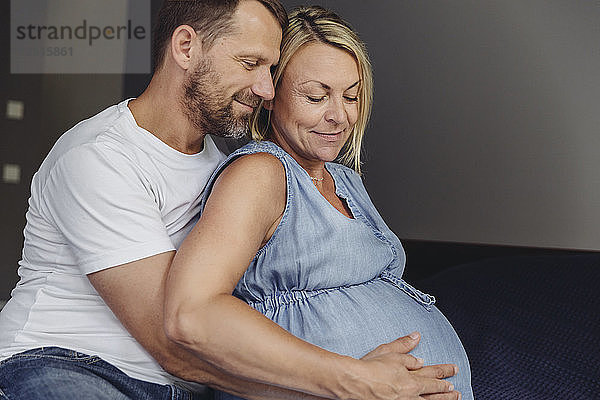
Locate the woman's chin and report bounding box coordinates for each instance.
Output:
[311,149,343,163]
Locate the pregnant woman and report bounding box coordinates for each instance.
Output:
[165,6,473,400]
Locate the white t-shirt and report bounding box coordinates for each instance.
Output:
[0,99,226,390]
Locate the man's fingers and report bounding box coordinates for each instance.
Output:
[361,331,421,359]
[422,391,462,400]
[412,363,458,379]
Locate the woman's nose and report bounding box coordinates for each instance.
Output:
[324,98,346,124]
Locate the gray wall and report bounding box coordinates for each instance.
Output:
[286,0,600,250]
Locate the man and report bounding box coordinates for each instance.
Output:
[0,1,458,399]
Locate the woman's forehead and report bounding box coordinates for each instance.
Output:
[283,43,360,86]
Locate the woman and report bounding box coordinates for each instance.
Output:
[165,6,473,400]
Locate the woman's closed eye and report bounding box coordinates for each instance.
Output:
[306,95,358,103]
[307,95,327,103]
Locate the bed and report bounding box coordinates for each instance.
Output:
[418,253,600,399]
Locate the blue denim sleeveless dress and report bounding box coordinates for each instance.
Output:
[204,141,473,400]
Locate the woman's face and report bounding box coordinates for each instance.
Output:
[268,42,360,166]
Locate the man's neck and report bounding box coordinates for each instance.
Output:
[128,75,206,155]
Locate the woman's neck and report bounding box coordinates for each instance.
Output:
[267,135,326,181]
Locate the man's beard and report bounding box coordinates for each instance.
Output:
[180,58,259,139]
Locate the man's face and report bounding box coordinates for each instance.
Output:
[181,0,282,138]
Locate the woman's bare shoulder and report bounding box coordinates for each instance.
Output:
[208,152,286,219]
[216,152,285,190]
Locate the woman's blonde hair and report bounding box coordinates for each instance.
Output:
[250,6,373,174]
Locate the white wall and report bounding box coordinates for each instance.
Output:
[286,0,600,250]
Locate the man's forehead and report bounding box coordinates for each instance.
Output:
[223,2,282,61]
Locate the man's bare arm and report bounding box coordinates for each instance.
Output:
[88,252,325,400]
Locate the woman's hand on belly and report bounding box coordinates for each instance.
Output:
[350,332,461,400]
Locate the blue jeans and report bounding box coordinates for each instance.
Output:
[0,347,212,400]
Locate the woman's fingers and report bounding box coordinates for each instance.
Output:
[361,332,421,360]
[422,390,462,400]
[358,334,461,399]
[415,376,457,397]
[412,363,458,379]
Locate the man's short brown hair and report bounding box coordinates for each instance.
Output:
[152,0,287,72]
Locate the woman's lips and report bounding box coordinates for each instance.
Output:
[313,130,343,141]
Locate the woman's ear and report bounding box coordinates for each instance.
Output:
[170,25,199,70]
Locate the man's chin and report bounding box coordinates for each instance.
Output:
[221,131,248,140]
[220,123,250,139]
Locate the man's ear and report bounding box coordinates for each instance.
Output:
[170,25,200,70]
[263,99,274,110]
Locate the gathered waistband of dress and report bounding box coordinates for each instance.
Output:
[246,272,436,313]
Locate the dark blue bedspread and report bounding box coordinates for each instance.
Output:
[418,253,600,400]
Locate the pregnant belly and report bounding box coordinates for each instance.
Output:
[252,275,472,396]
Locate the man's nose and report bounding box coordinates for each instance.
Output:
[251,67,275,101]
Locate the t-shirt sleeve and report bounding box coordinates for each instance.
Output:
[39,143,175,275]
